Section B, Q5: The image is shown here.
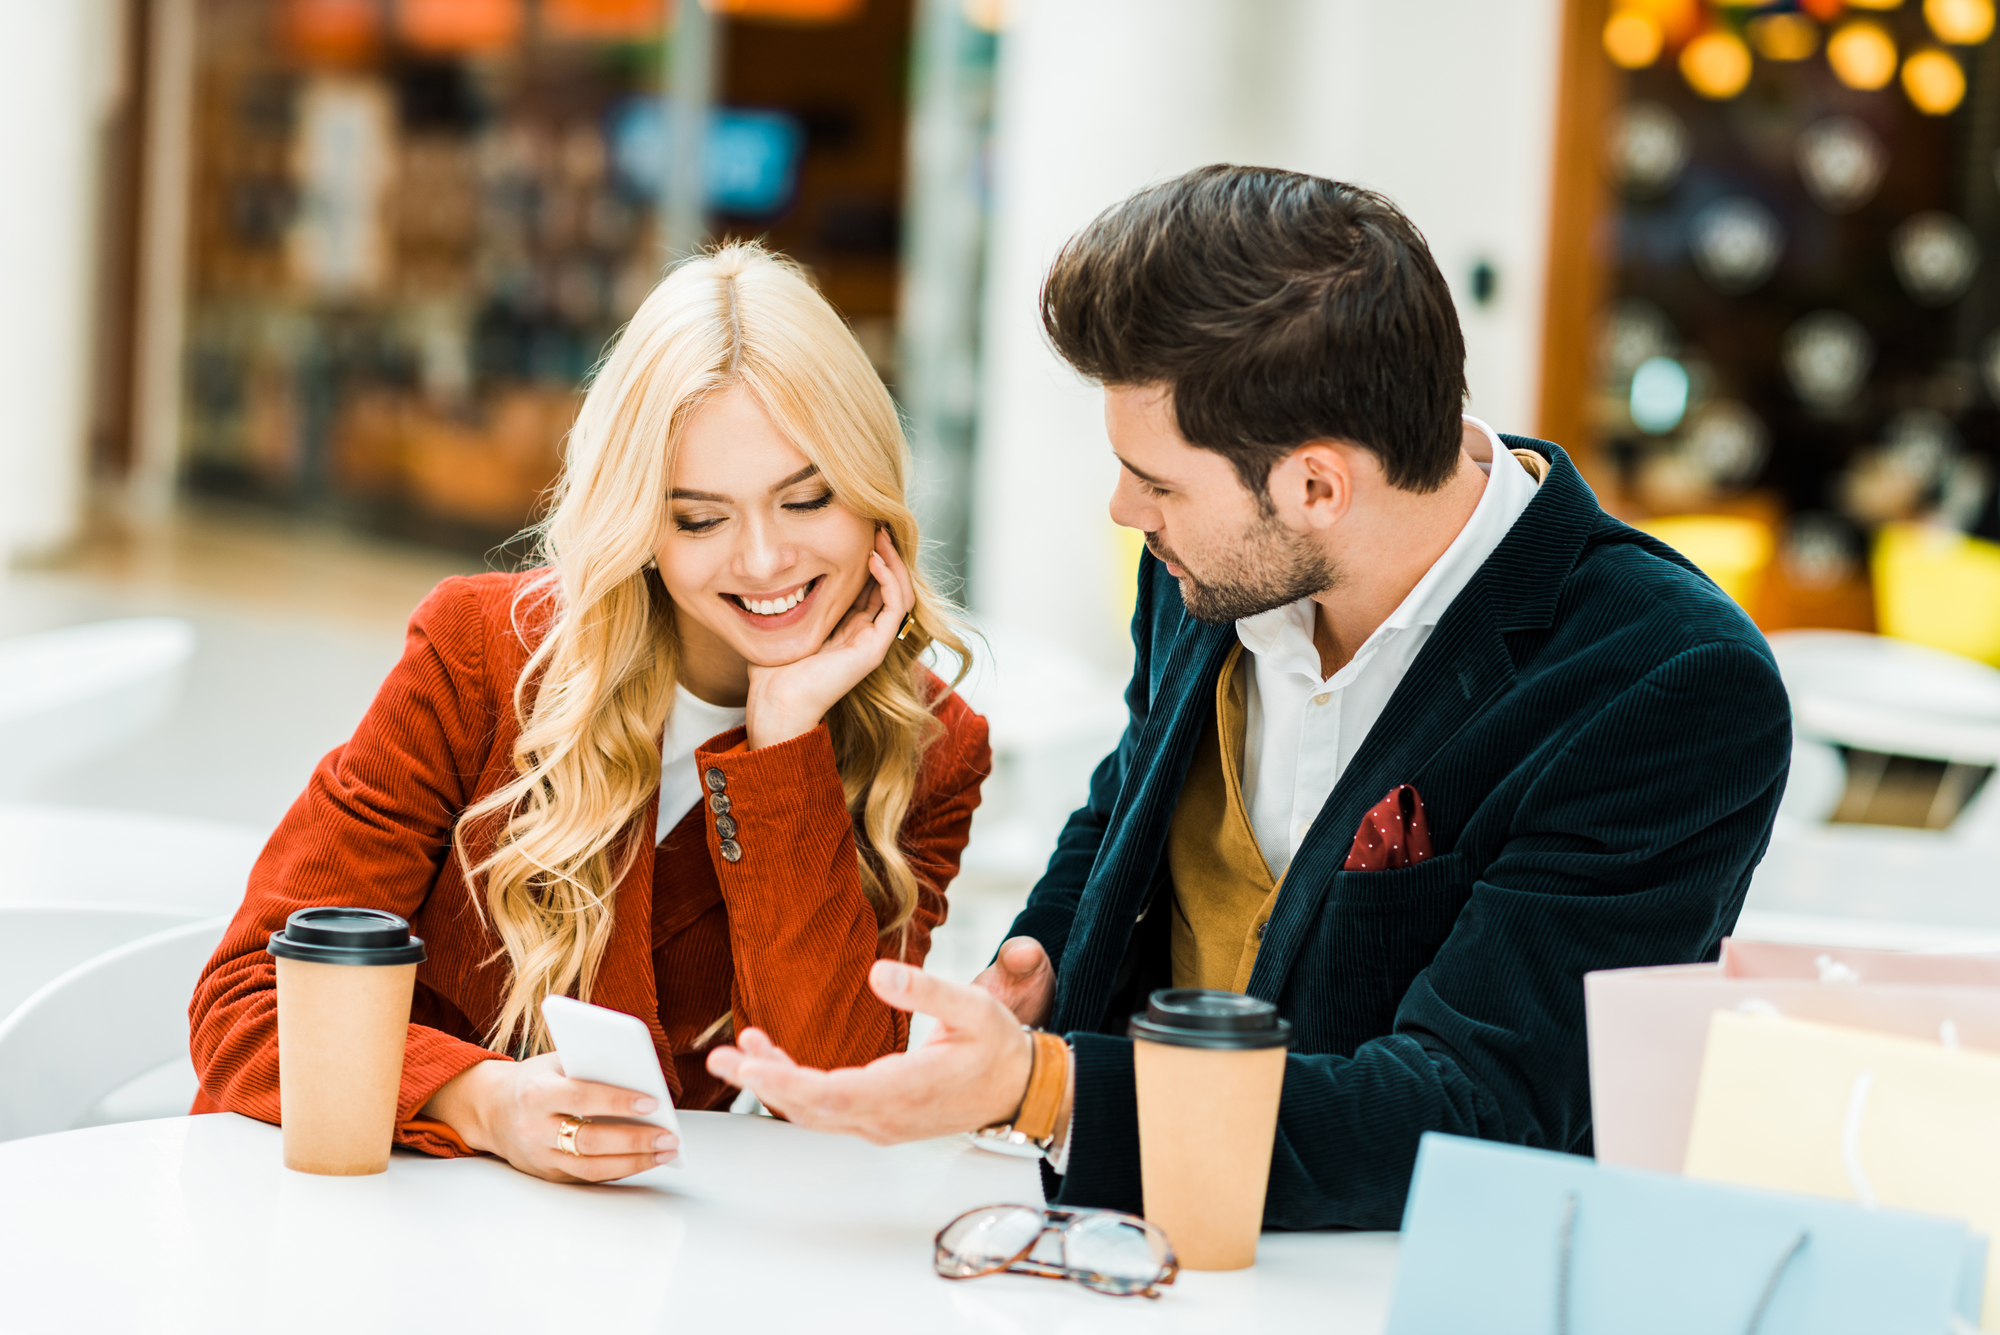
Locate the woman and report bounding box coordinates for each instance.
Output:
[189,243,990,1184]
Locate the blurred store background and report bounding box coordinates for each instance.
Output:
[9,0,2000,1133]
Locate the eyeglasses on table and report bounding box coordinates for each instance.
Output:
[934,1203,1178,1298]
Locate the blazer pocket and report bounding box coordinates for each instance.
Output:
[1329,851,1471,1022]
[1331,849,1468,913]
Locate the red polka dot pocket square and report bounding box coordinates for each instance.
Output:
[1342,784,1433,873]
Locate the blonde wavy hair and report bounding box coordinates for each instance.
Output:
[454,242,969,1056]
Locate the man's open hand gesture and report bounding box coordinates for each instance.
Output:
[705,960,1036,1145]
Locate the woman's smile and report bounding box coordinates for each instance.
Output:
[724,575,822,628]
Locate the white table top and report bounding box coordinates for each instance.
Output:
[0,1112,1398,1334]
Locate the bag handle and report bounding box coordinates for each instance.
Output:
[1843,1070,1878,1208]
[1552,1193,1808,1335]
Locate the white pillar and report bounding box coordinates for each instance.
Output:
[129,0,198,519]
[0,0,119,561]
[1267,0,1565,437]
[971,0,1563,673]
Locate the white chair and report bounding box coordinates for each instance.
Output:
[1771,629,2000,766]
[0,916,228,1141]
[0,618,196,798]
[0,802,264,914]
[1747,630,2000,931]
[0,904,205,1023]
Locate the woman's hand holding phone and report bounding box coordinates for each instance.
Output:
[419,1054,679,1184]
[744,528,917,750]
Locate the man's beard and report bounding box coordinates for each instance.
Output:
[1147,510,1340,625]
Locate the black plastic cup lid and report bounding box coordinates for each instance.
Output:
[268,907,426,967]
[1128,988,1292,1050]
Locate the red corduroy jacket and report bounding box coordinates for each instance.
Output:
[188,572,991,1156]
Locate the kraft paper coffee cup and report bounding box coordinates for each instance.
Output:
[268,907,425,1176]
[1130,989,1291,1270]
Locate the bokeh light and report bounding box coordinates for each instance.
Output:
[705,0,869,18]
[1828,20,1900,89]
[1892,212,1980,304]
[1605,11,1665,67]
[1691,196,1785,293]
[1684,400,1771,488]
[1926,0,1995,41]
[1750,13,1822,59]
[1903,47,1968,112]
[1784,311,1874,410]
[1610,102,1692,193]
[1681,29,1754,98]
[1631,356,1692,433]
[1796,116,1888,212]
[1599,299,1678,380]
[283,0,382,63]
[398,0,523,52]
[1846,0,1906,9]
[959,0,1009,32]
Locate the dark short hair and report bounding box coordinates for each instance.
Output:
[1041,165,1467,496]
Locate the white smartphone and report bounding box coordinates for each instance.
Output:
[540,994,685,1168]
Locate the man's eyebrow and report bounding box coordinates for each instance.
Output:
[670,464,822,504]
[1116,455,1172,487]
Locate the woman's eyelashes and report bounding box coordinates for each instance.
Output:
[671,491,834,535]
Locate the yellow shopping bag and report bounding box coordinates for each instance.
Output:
[1685,1010,2000,1327]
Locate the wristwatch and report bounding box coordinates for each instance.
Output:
[975,1027,1069,1152]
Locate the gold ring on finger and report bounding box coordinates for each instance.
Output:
[555,1114,586,1157]
[896,612,917,641]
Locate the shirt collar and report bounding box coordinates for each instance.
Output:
[1233,416,1534,681]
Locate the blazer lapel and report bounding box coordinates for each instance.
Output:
[1244,440,1598,1002]
[1244,589,1514,1001]
[1055,614,1236,1027]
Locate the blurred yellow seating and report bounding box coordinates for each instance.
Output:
[1637,515,1775,609]
[1872,523,2000,667]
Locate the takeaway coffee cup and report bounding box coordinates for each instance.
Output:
[1130,988,1292,1270]
[268,907,426,1176]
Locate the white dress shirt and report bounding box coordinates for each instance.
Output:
[656,685,748,843]
[1235,417,1540,880]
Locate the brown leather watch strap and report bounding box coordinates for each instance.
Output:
[1010,1030,1070,1144]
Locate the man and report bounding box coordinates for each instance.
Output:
[709,165,1790,1228]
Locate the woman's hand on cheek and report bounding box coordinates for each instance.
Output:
[743,528,916,750]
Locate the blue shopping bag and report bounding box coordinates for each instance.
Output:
[1386,1133,1985,1335]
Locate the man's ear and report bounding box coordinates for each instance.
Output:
[1267,440,1357,532]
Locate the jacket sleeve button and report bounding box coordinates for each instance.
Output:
[704,767,728,793]
[708,792,731,814]
[719,839,743,863]
[714,814,737,840]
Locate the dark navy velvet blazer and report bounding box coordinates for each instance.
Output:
[1009,438,1792,1230]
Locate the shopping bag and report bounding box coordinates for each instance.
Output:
[1685,1010,2000,1327]
[1387,1132,1985,1335]
[1722,939,2000,988]
[1586,938,2000,1173]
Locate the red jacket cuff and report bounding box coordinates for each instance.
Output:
[393,1029,511,1158]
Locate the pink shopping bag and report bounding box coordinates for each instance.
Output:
[1585,938,2000,1172]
